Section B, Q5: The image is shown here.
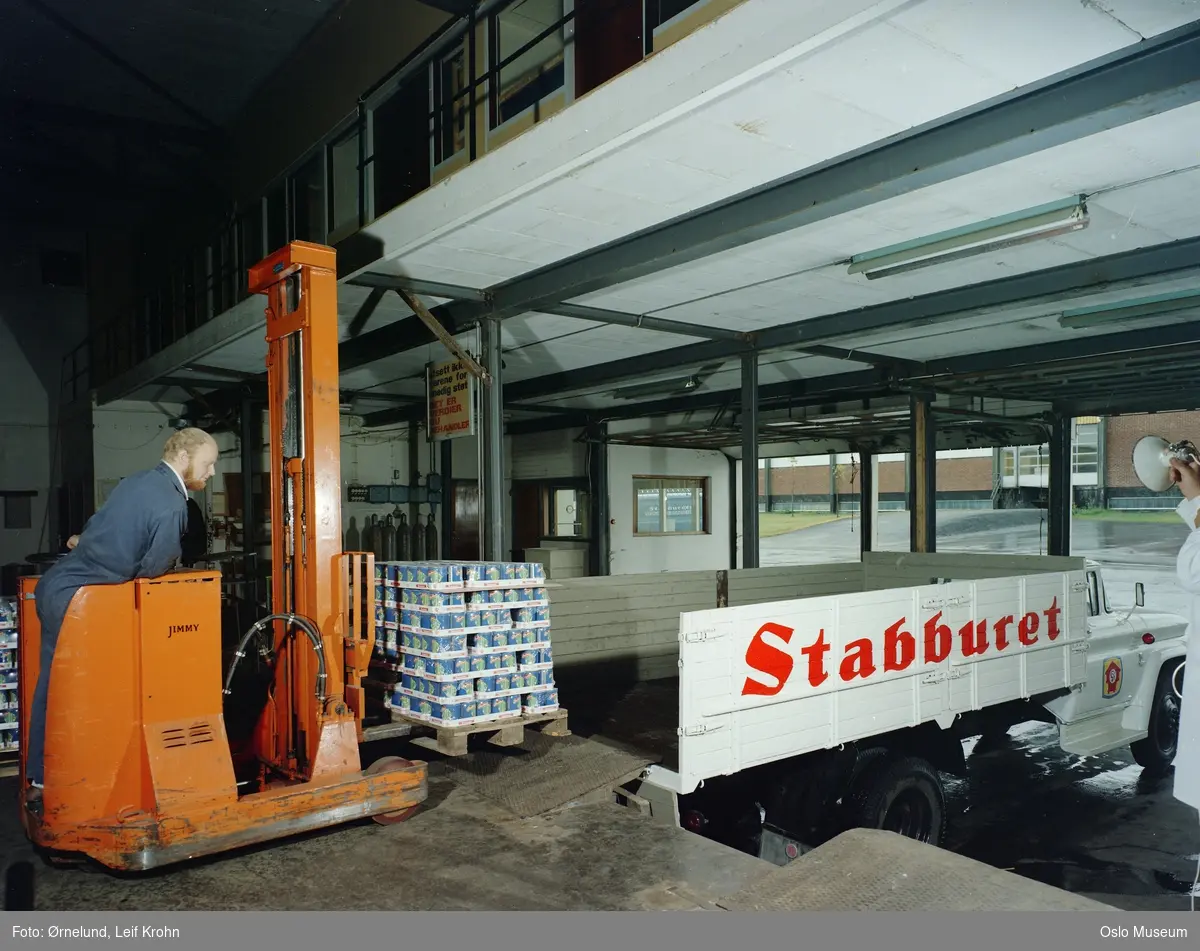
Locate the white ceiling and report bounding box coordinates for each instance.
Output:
[168,0,1200,420]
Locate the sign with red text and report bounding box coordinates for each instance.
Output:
[427,358,476,441]
[673,573,1087,794]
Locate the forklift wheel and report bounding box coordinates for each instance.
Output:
[365,756,421,825]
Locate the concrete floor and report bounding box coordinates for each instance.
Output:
[0,766,767,911]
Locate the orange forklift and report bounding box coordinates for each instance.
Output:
[15,242,428,871]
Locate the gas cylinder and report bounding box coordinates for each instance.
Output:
[361,515,375,557]
[381,514,396,562]
[395,512,410,560]
[424,513,438,561]
[373,515,386,562]
[411,512,425,561]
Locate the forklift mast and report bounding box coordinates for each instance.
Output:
[247,241,374,779]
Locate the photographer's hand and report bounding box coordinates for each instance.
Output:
[1170,457,1200,499]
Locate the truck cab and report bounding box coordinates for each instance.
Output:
[1043,559,1187,773]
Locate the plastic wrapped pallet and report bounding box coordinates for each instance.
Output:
[0,596,17,752]
[375,559,559,727]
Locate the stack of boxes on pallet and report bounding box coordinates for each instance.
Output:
[374,561,558,727]
[0,597,18,752]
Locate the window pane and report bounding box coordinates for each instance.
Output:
[649,0,703,29]
[495,0,565,126]
[433,46,468,165]
[551,488,589,537]
[634,480,661,534]
[330,130,361,238]
[664,486,698,533]
[291,156,324,243]
[634,477,705,534]
[374,73,433,213]
[266,186,287,251]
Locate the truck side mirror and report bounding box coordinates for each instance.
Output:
[1135,582,1145,607]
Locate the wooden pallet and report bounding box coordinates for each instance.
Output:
[389,706,570,757]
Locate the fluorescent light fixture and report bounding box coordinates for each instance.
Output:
[848,196,1088,280]
[611,375,700,400]
[1057,288,1200,330]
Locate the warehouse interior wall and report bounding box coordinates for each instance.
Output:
[0,230,88,565]
[607,443,731,575]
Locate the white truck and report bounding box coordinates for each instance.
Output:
[624,558,1188,860]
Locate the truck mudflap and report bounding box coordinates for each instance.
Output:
[758,823,814,867]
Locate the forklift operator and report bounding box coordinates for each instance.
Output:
[25,427,219,814]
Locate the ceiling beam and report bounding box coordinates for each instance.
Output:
[548,303,753,342]
[436,21,1200,325]
[917,320,1200,379]
[501,235,1200,400]
[346,272,752,345]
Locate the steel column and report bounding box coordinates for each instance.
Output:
[1048,415,1073,556]
[909,397,936,553]
[591,424,610,576]
[481,318,506,561]
[859,449,876,556]
[727,455,739,570]
[239,397,261,608]
[741,352,759,569]
[440,438,454,561]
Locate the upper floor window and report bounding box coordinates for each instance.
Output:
[433,43,469,167]
[490,0,568,129]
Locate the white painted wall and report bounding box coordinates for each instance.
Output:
[607,444,731,575]
[91,401,186,498]
[0,231,88,563]
[0,316,50,564]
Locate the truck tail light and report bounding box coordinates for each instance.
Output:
[1142,633,1155,644]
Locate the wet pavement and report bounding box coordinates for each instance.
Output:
[761,508,1200,909]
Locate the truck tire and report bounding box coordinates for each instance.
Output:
[1130,661,1183,777]
[845,755,946,847]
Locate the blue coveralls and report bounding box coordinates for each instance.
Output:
[27,461,188,786]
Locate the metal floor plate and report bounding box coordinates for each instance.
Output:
[718,829,1115,911]
[432,732,658,818]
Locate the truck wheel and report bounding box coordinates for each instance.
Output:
[845,755,946,847]
[1130,661,1182,776]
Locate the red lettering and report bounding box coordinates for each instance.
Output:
[883,619,915,672]
[1045,597,1061,641]
[924,612,951,663]
[840,638,876,682]
[1018,612,1039,646]
[742,623,795,696]
[959,618,989,657]
[994,615,1013,651]
[801,628,830,688]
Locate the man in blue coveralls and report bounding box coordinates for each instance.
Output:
[24,427,219,815]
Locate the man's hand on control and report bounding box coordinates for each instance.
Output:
[1169,457,1200,500]
[66,535,79,550]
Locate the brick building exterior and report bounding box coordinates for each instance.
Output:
[760,412,1198,511]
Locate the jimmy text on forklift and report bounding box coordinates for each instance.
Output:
[23,427,219,814]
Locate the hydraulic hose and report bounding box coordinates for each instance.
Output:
[222,612,329,707]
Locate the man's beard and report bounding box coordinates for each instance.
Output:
[183,461,207,491]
